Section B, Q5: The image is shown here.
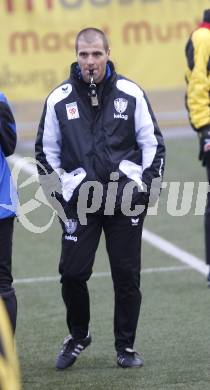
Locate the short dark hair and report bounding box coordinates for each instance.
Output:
[203,9,210,23]
[75,28,109,53]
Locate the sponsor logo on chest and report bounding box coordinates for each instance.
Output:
[66,102,80,120]
[114,98,128,120]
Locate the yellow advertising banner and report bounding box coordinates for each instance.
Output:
[0,0,210,101]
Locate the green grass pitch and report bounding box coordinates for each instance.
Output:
[12,137,210,389]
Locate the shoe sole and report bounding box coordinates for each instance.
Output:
[117,360,144,368]
[117,363,144,368]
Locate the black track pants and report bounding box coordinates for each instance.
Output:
[59,211,145,351]
[205,159,210,265]
[0,217,17,332]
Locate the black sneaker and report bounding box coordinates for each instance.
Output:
[55,332,91,369]
[117,348,144,368]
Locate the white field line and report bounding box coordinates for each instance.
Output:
[143,229,208,276]
[9,154,208,280]
[14,266,190,285]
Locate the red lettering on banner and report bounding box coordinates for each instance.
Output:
[26,0,53,11]
[155,25,173,42]
[64,31,77,50]
[2,1,202,15]
[26,0,33,11]
[9,27,109,54]
[5,0,53,13]
[174,21,198,39]
[6,0,13,12]
[42,33,61,51]
[8,20,197,55]
[123,20,197,44]
[10,32,40,53]
[123,22,152,43]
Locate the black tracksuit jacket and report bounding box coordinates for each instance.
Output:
[35,61,165,211]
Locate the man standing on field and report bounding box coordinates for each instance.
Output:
[35,27,165,369]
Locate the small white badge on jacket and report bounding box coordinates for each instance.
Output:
[66,102,79,120]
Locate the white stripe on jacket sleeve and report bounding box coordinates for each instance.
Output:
[117,79,158,173]
[42,83,72,172]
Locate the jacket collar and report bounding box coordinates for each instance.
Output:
[69,60,116,85]
[198,22,210,30]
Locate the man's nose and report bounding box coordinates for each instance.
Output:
[87,55,94,66]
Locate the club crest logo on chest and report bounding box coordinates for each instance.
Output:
[114,98,128,120]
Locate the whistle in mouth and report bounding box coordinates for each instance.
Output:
[89,70,98,107]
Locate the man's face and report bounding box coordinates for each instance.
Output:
[76,36,110,83]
